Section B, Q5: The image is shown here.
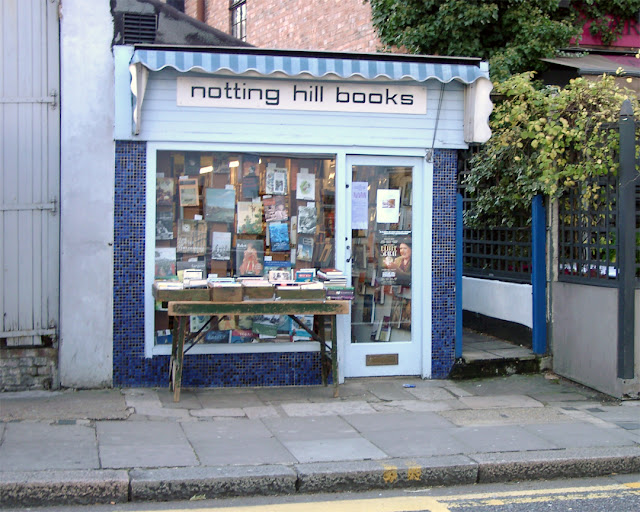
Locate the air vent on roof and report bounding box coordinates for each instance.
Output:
[123,13,157,44]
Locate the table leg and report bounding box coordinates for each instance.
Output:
[331,315,339,398]
[172,316,187,402]
[318,315,327,387]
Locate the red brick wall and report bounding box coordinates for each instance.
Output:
[184,0,383,52]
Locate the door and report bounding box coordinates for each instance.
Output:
[342,155,429,377]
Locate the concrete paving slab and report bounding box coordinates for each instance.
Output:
[615,421,640,430]
[124,390,192,420]
[528,392,590,403]
[0,469,129,508]
[471,446,640,483]
[440,406,573,426]
[130,465,297,501]
[586,405,640,422]
[365,382,418,401]
[280,400,376,417]
[157,389,202,409]
[194,389,265,409]
[190,407,245,418]
[467,341,518,350]
[362,427,466,458]
[0,389,129,422]
[0,422,99,471]
[370,400,464,413]
[255,386,338,403]
[522,422,638,448]
[263,415,358,441]
[405,387,457,401]
[451,425,557,453]
[195,437,297,465]
[282,437,387,463]
[458,394,544,409]
[182,417,273,440]
[342,411,455,433]
[97,421,198,468]
[295,456,478,493]
[243,405,281,419]
[463,350,504,361]
[487,348,536,359]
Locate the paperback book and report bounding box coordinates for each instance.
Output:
[242,155,260,199]
[154,247,177,278]
[265,167,288,195]
[263,195,289,222]
[210,231,231,260]
[268,222,290,252]
[177,219,207,254]
[297,236,314,261]
[296,172,316,200]
[178,178,199,207]
[297,205,317,234]
[237,201,264,234]
[155,209,174,240]
[205,188,236,223]
[236,239,264,276]
[156,177,175,206]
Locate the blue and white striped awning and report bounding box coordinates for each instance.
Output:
[130,48,489,84]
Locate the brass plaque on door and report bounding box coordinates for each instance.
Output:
[366,354,399,366]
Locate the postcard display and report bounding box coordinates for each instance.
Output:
[154,151,336,345]
[350,166,413,344]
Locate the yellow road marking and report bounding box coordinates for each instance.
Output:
[382,463,398,484]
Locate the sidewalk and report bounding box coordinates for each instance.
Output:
[1,374,639,508]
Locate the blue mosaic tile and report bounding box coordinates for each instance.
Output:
[431,149,457,378]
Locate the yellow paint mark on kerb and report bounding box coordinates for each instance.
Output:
[407,465,422,481]
[625,482,640,489]
[152,496,452,512]
[382,463,398,483]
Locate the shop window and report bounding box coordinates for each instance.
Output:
[154,151,336,345]
[230,0,246,41]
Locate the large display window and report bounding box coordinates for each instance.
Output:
[153,151,336,346]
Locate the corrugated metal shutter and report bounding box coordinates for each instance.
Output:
[1,0,60,346]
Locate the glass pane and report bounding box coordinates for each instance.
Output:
[154,151,335,346]
[350,165,412,344]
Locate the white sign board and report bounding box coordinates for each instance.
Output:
[177,77,427,114]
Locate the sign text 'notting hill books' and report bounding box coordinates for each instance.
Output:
[177,77,427,115]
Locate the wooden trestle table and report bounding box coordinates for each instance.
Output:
[162,296,349,402]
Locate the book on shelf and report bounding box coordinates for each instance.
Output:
[156,209,174,240]
[155,247,177,278]
[297,204,317,234]
[156,177,175,206]
[263,195,289,222]
[241,157,260,199]
[265,167,288,195]
[184,151,201,176]
[154,279,183,291]
[268,222,290,252]
[205,188,236,224]
[291,314,314,341]
[236,239,264,276]
[237,201,264,234]
[210,231,231,260]
[294,268,316,282]
[268,269,292,282]
[296,171,316,200]
[177,259,206,275]
[176,219,207,254]
[297,236,314,261]
[178,178,199,207]
[230,329,255,344]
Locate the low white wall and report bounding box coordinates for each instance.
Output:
[59,0,115,387]
[462,276,532,328]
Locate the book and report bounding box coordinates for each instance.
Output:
[268,269,292,282]
[265,167,288,195]
[177,219,207,254]
[297,205,317,234]
[156,209,174,240]
[155,247,177,278]
[297,236,314,261]
[268,222,290,252]
[178,178,199,207]
[236,239,264,276]
[211,231,231,260]
[242,155,260,199]
[295,268,316,282]
[203,329,231,344]
[184,151,201,176]
[156,177,175,206]
[205,188,236,223]
[177,259,206,275]
[230,329,255,344]
[262,259,292,275]
[237,201,264,234]
[263,195,289,222]
[296,172,316,200]
[291,315,314,341]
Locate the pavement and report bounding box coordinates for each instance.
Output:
[1,373,639,508]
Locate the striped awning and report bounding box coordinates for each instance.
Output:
[130,48,489,84]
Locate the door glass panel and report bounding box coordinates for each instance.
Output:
[351,165,412,344]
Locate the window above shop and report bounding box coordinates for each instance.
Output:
[230,0,247,41]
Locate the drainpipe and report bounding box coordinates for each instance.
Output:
[196,0,205,22]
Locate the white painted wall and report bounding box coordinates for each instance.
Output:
[59,0,115,387]
[462,276,532,328]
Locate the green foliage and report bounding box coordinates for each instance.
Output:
[367,0,640,81]
[464,73,636,227]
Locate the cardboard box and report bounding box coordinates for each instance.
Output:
[210,284,243,302]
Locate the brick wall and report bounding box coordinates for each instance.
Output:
[0,347,59,391]
[184,0,383,52]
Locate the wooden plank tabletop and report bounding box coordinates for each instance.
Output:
[167,300,350,316]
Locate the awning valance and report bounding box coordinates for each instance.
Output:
[130,48,489,84]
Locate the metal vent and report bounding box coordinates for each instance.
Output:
[123,13,157,44]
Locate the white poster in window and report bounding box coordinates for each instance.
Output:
[376,189,401,224]
[296,172,316,200]
[351,181,369,230]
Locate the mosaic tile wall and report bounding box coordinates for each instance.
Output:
[431,149,458,378]
[113,141,324,387]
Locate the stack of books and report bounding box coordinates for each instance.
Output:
[317,268,347,285]
[317,268,354,299]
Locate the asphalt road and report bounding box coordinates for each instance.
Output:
[5,473,640,512]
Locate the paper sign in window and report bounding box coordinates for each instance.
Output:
[376,189,401,224]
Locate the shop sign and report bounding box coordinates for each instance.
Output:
[177,77,427,114]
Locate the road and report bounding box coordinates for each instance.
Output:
[6,474,640,512]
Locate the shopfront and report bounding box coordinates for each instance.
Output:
[113,46,492,387]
